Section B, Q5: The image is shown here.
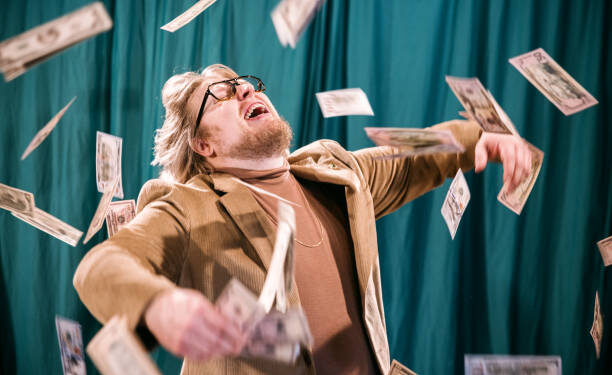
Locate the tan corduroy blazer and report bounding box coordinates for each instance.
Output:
[73,120,482,375]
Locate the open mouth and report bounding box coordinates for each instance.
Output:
[244,102,269,120]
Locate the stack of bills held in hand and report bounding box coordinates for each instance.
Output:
[365,127,465,158]
[0,2,112,82]
[509,48,598,116]
[271,0,325,48]
[87,316,162,375]
[216,202,312,364]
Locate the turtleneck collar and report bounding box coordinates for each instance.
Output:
[215,159,291,185]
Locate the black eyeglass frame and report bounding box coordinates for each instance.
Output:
[193,75,266,138]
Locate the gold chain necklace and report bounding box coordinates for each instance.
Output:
[266,177,323,248]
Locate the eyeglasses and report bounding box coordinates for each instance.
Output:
[193,75,266,137]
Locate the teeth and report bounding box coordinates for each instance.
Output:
[246,103,266,119]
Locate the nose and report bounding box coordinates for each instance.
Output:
[235,81,254,101]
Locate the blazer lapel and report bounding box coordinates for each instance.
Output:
[207,173,276,271]
[204,173,302,307]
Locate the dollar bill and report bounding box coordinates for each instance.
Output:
[0,2,112,82]
[364,127,465,158]
[105,200,136,238]
[55,316,86,375]
[590,291,603,359]
[487,90,519,136]
[597,236,612,266]
[315,88,374,118]
[22,97,76,160]
[464,355,561,375]
[497,142,544,215]
[84,179,118,245]
[509,48,598,116]
[242,340,301,364]
[0,182,35,214]
[216,278,266,334]
[248,308,313,347]
[12,207,83,247]
[87,316,161,375]
[441,169,470,239]
[446,76,513,134]
[160,0,217,32]
[271,0,325,48]
[259,202,296,313]
[96,131,123,199]
[388,359,418,375]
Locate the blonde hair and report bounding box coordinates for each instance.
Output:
[152,64,238,183]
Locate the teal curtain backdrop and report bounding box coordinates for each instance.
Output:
[0,0,610,374]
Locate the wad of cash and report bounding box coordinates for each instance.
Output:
[215,202,311,364]
[364,127,465,158]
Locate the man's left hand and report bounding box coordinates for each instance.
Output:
[474,133,532,192]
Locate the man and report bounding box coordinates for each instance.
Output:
[73,64,531,375]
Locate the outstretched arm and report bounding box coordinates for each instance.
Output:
[353,120,531,219]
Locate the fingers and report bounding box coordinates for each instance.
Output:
[474,138,488,173]
[501,145,516,190]
[200,309,245,353]
[178,308,245,362]
[145,288,248,363]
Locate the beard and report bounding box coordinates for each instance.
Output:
[217,117,293,160]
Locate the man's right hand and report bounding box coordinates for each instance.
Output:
[144,288,247,361]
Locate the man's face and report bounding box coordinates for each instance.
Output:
[193,71,292,160]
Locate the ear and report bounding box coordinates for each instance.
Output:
[191,137,215,157]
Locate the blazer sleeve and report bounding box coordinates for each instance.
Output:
[73,179,190,331]
[352,119,482,219]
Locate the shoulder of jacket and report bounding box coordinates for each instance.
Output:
[290,139,359,169]
[136,177,216,212]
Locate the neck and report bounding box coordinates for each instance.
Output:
[209,154,286,171]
